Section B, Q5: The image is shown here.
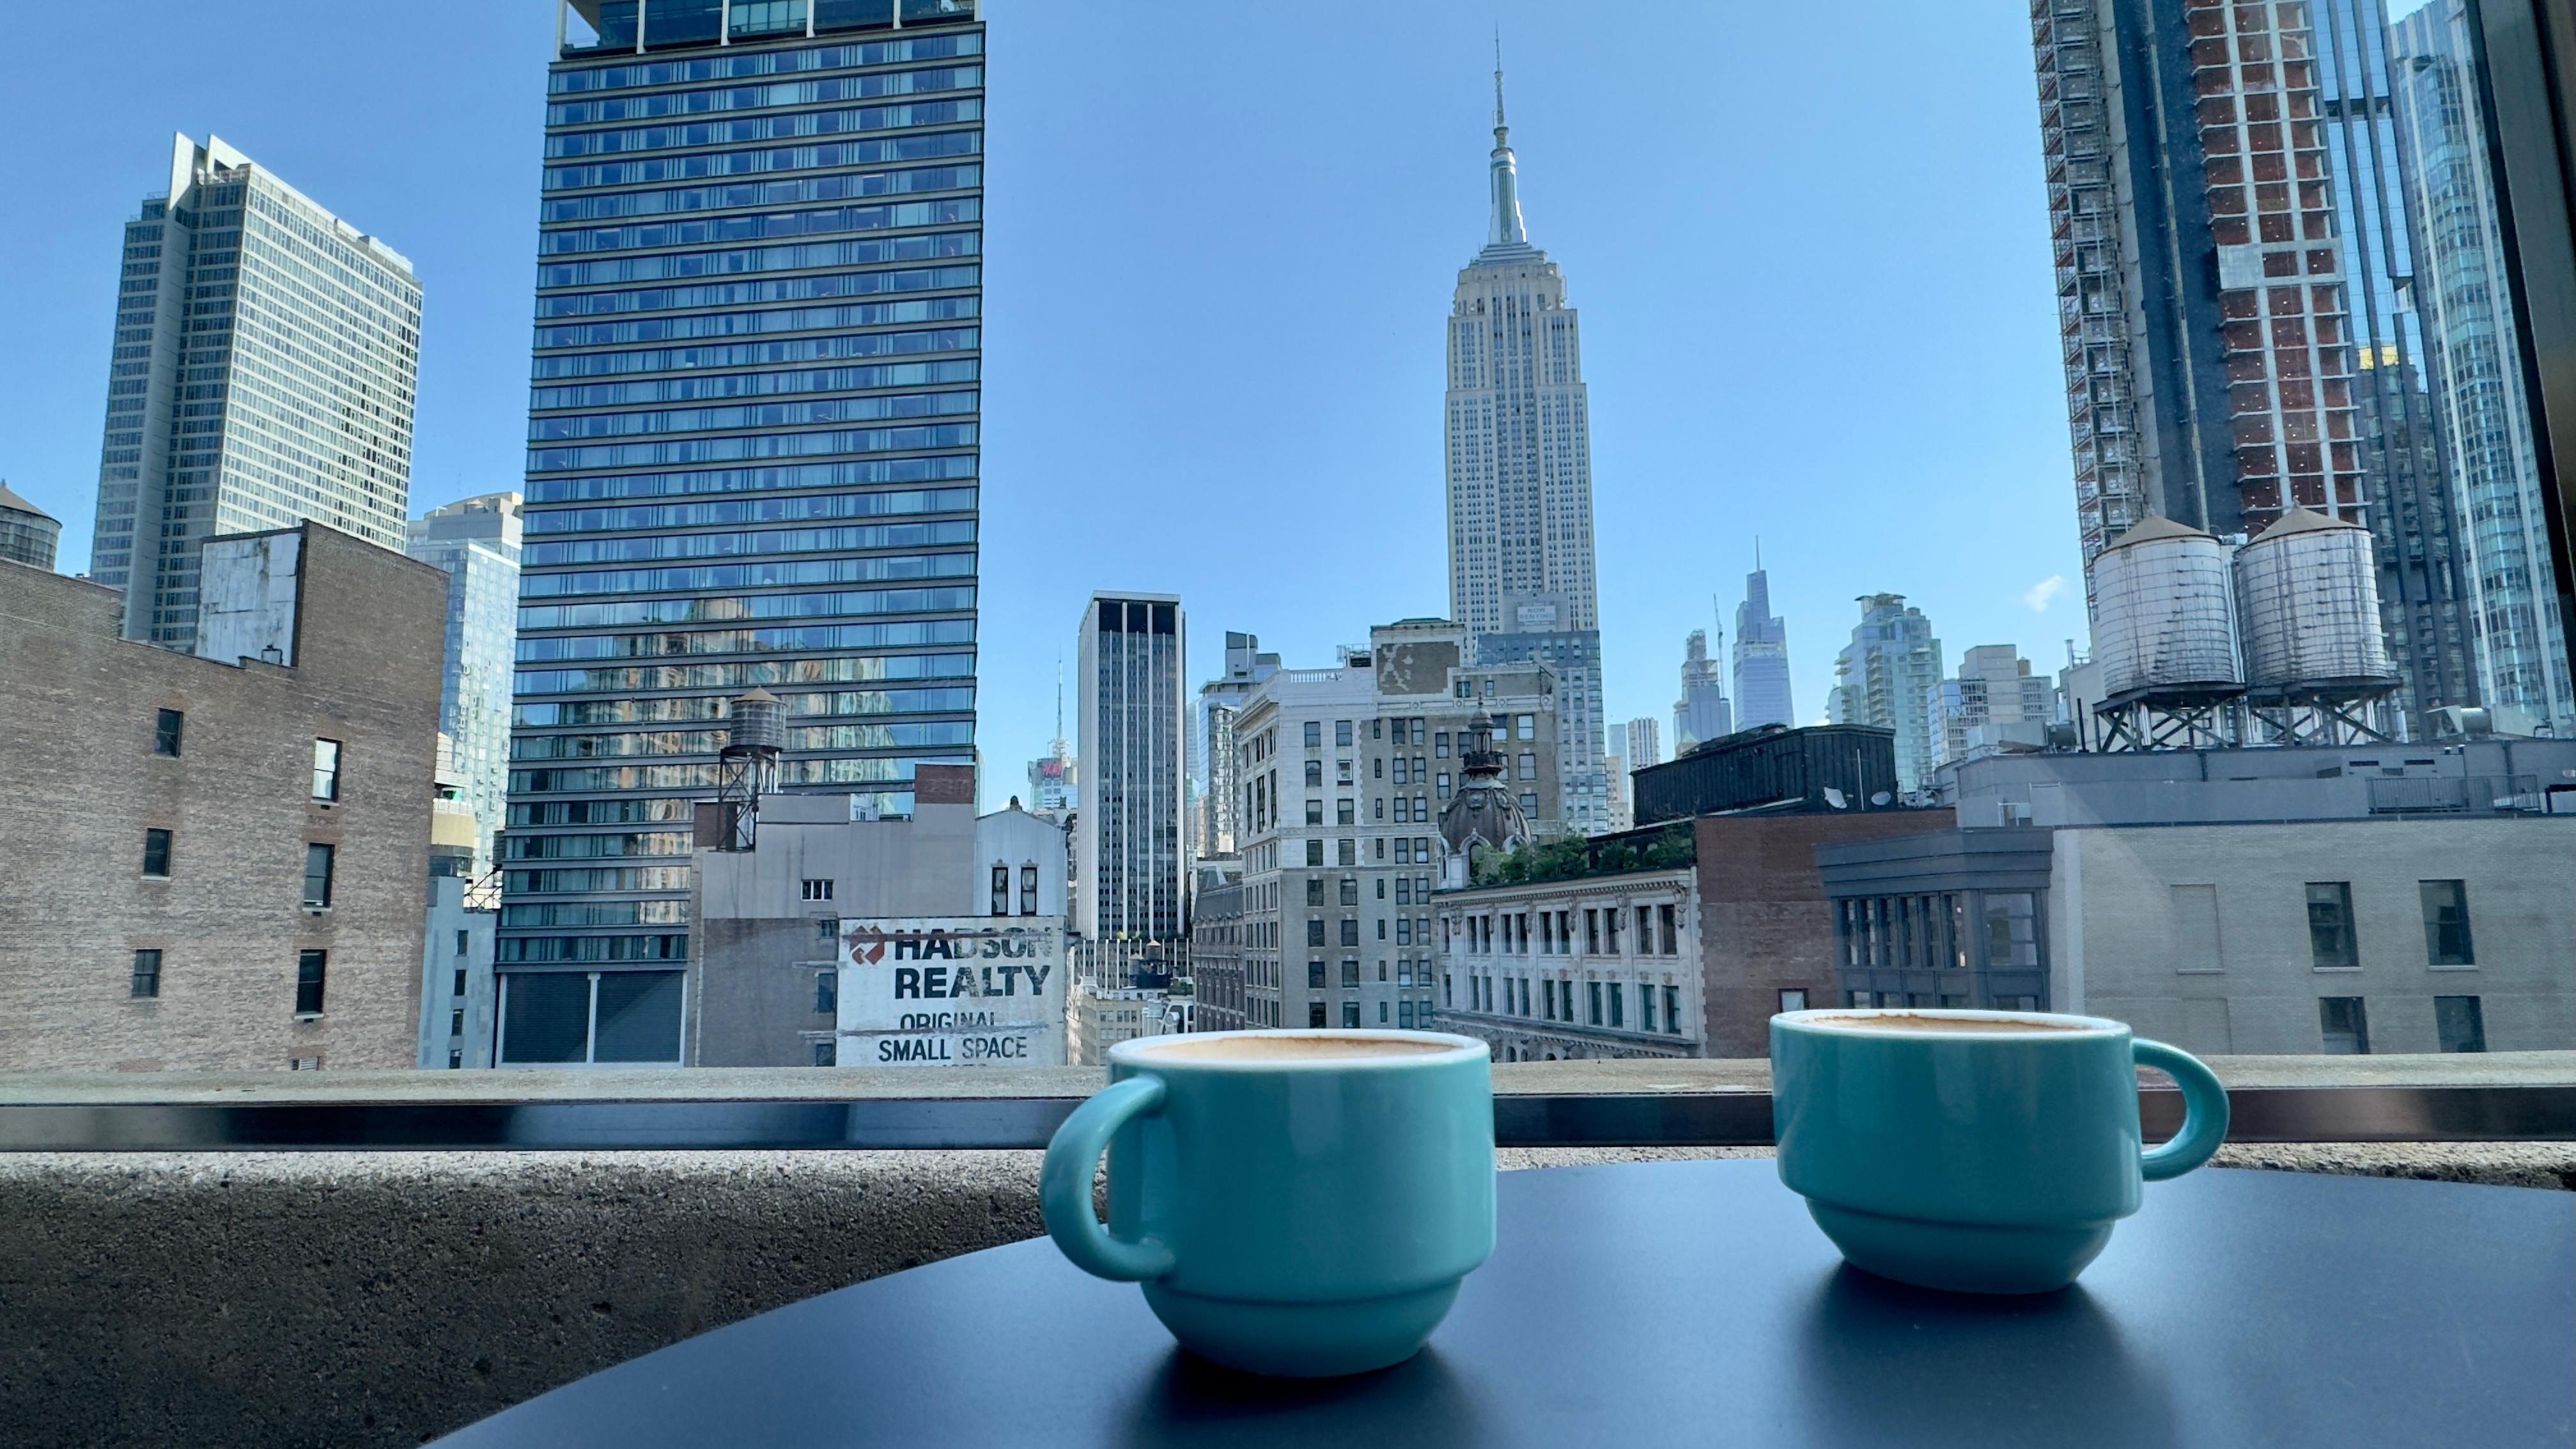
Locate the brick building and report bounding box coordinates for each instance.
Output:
[0,523,447,1071]
[1693,809,1959,1056]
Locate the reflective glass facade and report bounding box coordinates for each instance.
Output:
[407,493,525,876]
[502,4,981,981]
[88,136,421,647]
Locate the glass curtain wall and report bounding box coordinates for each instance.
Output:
[499,2,984,1056]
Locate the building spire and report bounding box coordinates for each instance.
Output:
[1487,33,1529,249]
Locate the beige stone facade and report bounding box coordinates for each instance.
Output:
[0,525,447,1071]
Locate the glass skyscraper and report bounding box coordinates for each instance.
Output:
[497,0,983,1058]
[1445,68,1610,833]
[88,135,421,647]
[407,493,525,876]
[2388,0,2573,734]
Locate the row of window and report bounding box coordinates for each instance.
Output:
[522,554,973,610]
[150,711,345,799]
[127,947,331,1016]
[1456,904,1684,957]
[1463,974,1686,1035]
[141,830,338,910]
[536,263,977,324]
[536,223,976,291]
[543,99,981,163]
[529,357,977,411]
[543,127,978,192]
[551,30,980,98]
[1290,714,1538,752]
[2307,879,2477,967]
[522,453,977,507]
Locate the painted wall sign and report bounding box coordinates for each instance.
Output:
[837,917,1067,1067]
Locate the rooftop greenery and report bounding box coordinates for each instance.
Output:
[1469,824,1694,888]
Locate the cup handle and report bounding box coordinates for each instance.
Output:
[1040,1074,1179,1282]
[2133,1037,2230,1181]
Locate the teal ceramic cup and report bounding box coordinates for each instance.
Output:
[1040,1029,1495,1377]
[1771,1008,2229,1294]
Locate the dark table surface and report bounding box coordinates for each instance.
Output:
[433,1160,2576,1448]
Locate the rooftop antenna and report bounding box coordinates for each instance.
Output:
[1054,659,1065,748]
[1494,28,1507,130]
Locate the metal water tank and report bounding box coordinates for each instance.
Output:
[2233,508,2395,688]
[2085,516,2241,699]
[724,686,785,755]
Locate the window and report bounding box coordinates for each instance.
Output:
[449,1051,464,1070]
[989,864,1009,915]
[2306,883,2358,968]
[130,949,162,999]
[1308,959,1326,988]
[1517,752,1535,780]
[1303,721,1322,748]
[454,968,469,996]
[456,930,471,957]
[1436,732,1450,758]
[1342,959,1362,987]
[1336,720,1353,747]
[1339,877,1359,906]
[1516,714,1535,740]
[1588,980,1604,1026]
[1340,919,1360,947]
[1436,772,1452,799]
[1608,980,1624,1028]
[806,878,837,903]
[812,1040,837,1067]
[1338,839,1356,867]
[1305,759,1323,787]
[1659,904,1679,955]
[1311,1003,1329,1028]
[302,844,336,909]
[1638,907,1654,956]
[1640,984,1657,1032]
[1542,980,1557,1021]
[1379,1000,1390,1023]
[1305,800,1324,826]
[1307,878,1325,906]
[451,1009,465,1037]
[295,950,327,1016]
[141,828,172,878]
[1337,799,1355,826]
[2420,881,2474,966]
[1305,841,1323,867]
[1308,918,1326,947]
[1020,864,1038,915]
[1664,986,1681,1034]
[153,708,183,757]
[311,739,343,802]
[1374,758,1383,779]
[1399,1000,1416,1028]
[2318,996,2370,1055]
[816,970,837,1014]
[1779,989,1808,1014]
[2435,995,2487,1053]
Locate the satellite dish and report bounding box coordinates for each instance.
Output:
[1822,787,1847,809]
[1870,791,1892,806]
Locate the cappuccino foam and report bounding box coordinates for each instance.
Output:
[1138,1034,1459,1062]
[1803,1013,2093,1035]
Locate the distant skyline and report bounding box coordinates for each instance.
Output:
[0,1,2086,810]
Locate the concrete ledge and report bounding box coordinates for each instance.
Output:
[3,1140,2572,1449]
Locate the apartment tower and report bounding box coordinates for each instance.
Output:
[1445,63,1610,832]
[2028,0,2474,734]
[88,136,421,649]
[498,1,984,1050]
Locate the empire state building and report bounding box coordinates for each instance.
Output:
[1444,66,1609,833]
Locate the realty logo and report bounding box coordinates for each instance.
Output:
[850,938,887,965]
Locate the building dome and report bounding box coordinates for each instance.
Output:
[1439,727,1532,858]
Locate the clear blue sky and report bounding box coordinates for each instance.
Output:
[0,1,2086,808]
